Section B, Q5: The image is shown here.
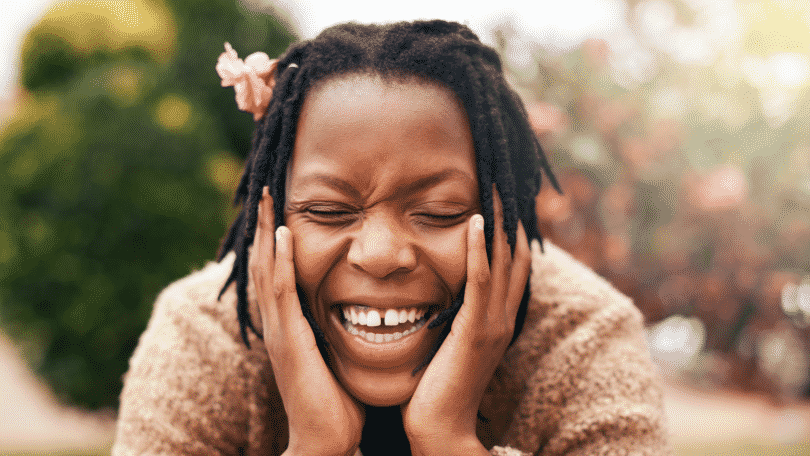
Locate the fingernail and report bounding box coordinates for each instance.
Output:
[262,186,269,197]
[473,214,484,231]
[275,226,284,243]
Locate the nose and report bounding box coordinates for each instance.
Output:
[347,214,417,278]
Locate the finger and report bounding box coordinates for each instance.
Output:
[258,186,274,230]
[505,221,531,322]
[251,187,275,312]
[273,225,300,323]
[253,187,275,270]
[490,185,510,306]
[273,225,322,363]
[463,214,490,320]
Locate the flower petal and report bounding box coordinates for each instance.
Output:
[217,42,276,121]
[245,52,275,77]
[216,43,249,86]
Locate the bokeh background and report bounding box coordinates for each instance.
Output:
[1,0,809,454]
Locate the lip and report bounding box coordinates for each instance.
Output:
[329,295,438,311]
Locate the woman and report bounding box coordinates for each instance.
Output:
[113,20,670,455]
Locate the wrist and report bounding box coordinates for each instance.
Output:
[282,447,358,456]
[283,437,359,456]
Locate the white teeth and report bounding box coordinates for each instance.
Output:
[342,310,429,344]
[343,306,421,326]
[385,309,399,326]
[342,305,429,329]
[366,310,381,327]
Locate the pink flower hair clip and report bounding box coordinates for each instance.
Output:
[216,43,279,121]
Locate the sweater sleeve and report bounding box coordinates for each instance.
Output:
[112,256,281,456]
[495,241,671,455]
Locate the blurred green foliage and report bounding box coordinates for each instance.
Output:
[0,0,294,409]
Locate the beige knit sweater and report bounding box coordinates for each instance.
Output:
[112,240,670,455]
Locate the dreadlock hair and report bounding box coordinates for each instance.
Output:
[217,20,561,374]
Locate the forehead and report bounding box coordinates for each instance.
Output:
[288,74,478,194]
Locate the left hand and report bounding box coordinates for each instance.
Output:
[401,187,532,456]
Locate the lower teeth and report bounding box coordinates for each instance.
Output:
[342,316,428,343]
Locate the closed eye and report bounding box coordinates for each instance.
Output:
[420,213,464,220]
[308,209,352,216]
[304,206,359,223]
[414,212,467,227]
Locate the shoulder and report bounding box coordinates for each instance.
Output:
[511,239,651,388]
[516,239,645,359]
[123,252,270,391]
[492,240,670,454]
[527,239,638,320]
[148,252,244,342]
[113,253,272,455]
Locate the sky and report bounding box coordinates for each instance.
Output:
[281,0,625,42]
[1,0,56,101]
[0,0,626,102]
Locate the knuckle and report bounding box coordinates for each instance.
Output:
[453,312,474,334]
[470,329,508,351]
[515,238,530,258]
[494,205,504,220]
[470,336,489,351]
[493,331,510,348]
[515,249,531,270]
[486,323,511,348]
[256,209,266,229]
[273,280,295,300]
[489,313,512,338]
[474,266,491,285]
[272,286,286,302]
[250,263,265,282]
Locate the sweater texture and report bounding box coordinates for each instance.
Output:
[113,240,671,455]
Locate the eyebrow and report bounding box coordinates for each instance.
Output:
[294,168,477,199]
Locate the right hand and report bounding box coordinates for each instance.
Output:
[250,186,364,456]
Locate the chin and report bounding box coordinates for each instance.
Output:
[329,355,425,407]
[313,290,449,407]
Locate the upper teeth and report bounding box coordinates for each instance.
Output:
[343,305,425,327]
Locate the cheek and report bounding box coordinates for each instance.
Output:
[420,225,469,294]
[290,225,345,297]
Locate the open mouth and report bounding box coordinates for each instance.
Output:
[339,304,433,344]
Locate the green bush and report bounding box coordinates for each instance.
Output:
[0,0,295,410]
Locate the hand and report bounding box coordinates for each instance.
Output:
[401,187,532,456]
[250,186,364,456]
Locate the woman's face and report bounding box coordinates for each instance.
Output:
[284,74,480,406]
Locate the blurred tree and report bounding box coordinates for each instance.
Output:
[0,0,295,409]
[497,0,810,396]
